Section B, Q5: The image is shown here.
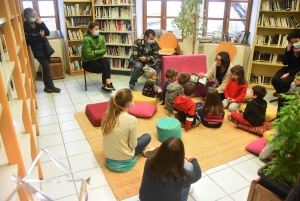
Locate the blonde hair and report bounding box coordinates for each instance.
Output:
[101,88,133,135]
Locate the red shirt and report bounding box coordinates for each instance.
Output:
[224,79,247,102]
[173,95,195,131]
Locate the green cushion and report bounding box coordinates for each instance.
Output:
[156,117,182,142]
[105,156,138,172]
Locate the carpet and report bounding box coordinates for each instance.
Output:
[74,100,259,201]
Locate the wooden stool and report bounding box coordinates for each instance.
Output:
[40,57,65,80]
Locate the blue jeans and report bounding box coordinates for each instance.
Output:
[180,162,194,201]
[129,60,160,85]
[134,133,151,156]
[37,57,55,88]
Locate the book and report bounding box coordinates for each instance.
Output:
[189,73,208,88]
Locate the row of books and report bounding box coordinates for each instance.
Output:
[68,30,84,41]
[250,73,273,85]
[106,46,131,56]
[70,60,82,71]
[255,34,289,47]
[95,0,131,5]
[103,33,132,44]
[66,17,90,27]
[258,15,299,28]
[260,0,299,11]
[95,7,130,19]
[97,20,131,31]
[108,58,130,68]
[68,46,82,56]
[64,4,92,16]
[253,52,284,63]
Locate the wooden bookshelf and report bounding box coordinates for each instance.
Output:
[248,0,300,89]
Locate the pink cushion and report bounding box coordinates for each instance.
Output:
[245,138,266,154]
[85,102,109,127]
[236,122,272,136]
[128,103,157,118]
[162,54,207,97]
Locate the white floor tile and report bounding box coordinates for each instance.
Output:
[36,108,56,118]
[85,90,102,96]
[74,167,108,192]
[68,152,99,172]
[65,140,92,156]
[231,160,260,182]
[41,175,77,200]
[122,195,139,201]
[187,195,195,201]
[74,102,89,112]
[88,186,116,201]
[40,144,67,163]
[40,158,70,179]
[67,87,84,93]
[69,91,88,99]
[56,105,76,115]
[37,102,55,110]
[56,194,78,201]
[59,120,81,132]
[57,112,76,122]
[191,176,227,201]
[87,94,107,102]
[37,96,54,104]
[204,164,229,175]
[81,85,99,91]
[245,153,257,159]
[230,186,250,201]
[38,133,64,148]
[251,157,268,167]
[62,129,86,143]
[71,96,90,105]
[209,168,250,194]
[39,123,61,136]
[38,115,58,126]
[217,196,234,201]
[36,92,53,98]
[54,99,73,108]
[52,94,71,101]
[227,156,249,166]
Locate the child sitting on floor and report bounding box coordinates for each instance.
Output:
[198,87,225,128]
[229,85,267,126]
[165,72,190,114]
[142,65,162,98]
[161,68,178,105]
[173,82,201,132]
[223,65,247,112]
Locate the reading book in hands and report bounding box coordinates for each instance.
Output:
[190,73,208,88]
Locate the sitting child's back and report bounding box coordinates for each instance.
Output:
[243,96,267,126]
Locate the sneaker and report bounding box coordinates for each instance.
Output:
[129,84,137,91]
[44,87,52,93]
[50,87,61,93]
[105,83,115,91]
[141,147,159,158]
[228,114,238,124]
[189,186,194,193]
[101,86,112,93]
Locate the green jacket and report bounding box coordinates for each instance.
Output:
[81,33,107,62]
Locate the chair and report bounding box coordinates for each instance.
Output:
[158,33,178,56]
[84,70,88,91]
[216,42,237,63]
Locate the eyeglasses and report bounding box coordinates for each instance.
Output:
[215,59,221,62]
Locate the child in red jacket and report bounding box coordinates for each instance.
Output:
[223,65,247,112]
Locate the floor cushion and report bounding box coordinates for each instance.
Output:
[132,91,156,105]
[156,117,182,142]
[263,130,276,141]
[85,101,109,127]
[245,137,266,155]
[128,103,157,118]
[240,103,277,122]
[236,121,272,136]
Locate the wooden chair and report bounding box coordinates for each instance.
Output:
[158,32,178,56]
[216,42,237,63]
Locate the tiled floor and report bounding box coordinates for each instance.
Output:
[34,73,274,201]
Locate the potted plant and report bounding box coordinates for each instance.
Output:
[257,92,300,199]
[172,0,206,54]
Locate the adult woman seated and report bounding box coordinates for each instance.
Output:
[101,88,156,172]
[197,51,233,100]
[271,29,300,97]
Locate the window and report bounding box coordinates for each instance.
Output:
[143,0,182,39]
[22,0,59,31]
[205,0,253,36]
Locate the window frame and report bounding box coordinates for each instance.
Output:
[22,0,60,31]
[204,0,253,36]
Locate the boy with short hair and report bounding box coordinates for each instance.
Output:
[165,72,190,113]
[173,82,201,132]
[229,85,267,126]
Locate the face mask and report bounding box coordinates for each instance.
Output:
[29,18,36,23]
[293,42,300,49]
[147,39,155,44]
[129,101,134,109]
[92,30,100,37]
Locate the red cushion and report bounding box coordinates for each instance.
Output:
[245,138,266,154]
[85,102,109,127]
[236,122,272,136]
[128,103,157,118]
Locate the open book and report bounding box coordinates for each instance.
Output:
[190,73,208,88]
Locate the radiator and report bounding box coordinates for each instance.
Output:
[200,43,251,82]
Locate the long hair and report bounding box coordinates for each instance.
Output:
[146,137,189,182]
[230,65,246,85]
[101,88,133,135]
[203,88,223,115]
[86,22,99,35]
[216,51,230,68]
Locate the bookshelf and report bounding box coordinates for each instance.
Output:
[248,0,300,89]
[0,0,42,200]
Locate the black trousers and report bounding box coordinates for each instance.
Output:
[37,57,55,88]
[271,68,295,93]
[277,93,294,115]
[82,58,111,84]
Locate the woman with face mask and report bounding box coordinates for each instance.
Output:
[101,88,156,172]
[81,22,115,92]
[271,29,300,96]
[23,8,61,93]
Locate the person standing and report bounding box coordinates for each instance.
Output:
[129,29,160,90]
[23,8,61,93]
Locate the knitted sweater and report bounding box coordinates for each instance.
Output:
[224,79,247,102]
[165,83,184,112]
[81,33,107,62]
[243,98,267,126]
[103,112,138,160]
[142,80,158,98]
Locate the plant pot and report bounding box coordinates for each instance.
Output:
[258,163,291,199]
